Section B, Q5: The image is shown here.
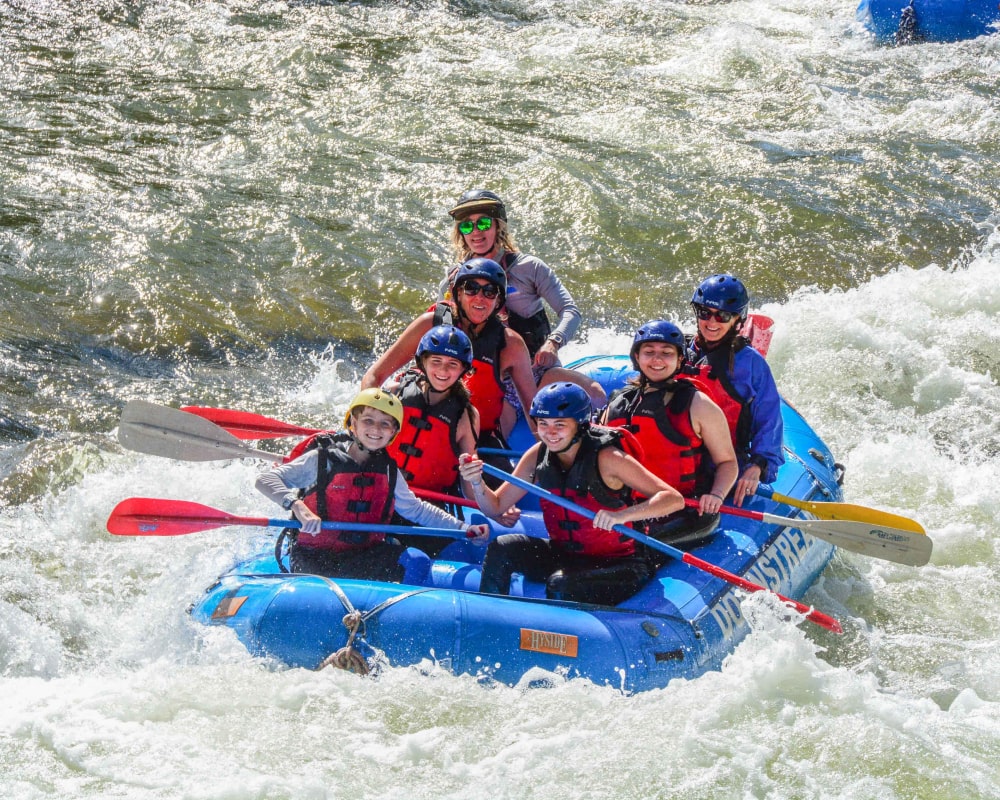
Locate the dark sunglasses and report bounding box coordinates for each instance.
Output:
[457,216,494,235]
[460,282,500,299]
[694,305,737,323]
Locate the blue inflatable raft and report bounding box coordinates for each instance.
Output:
[190,356,844,693]
[857,0,999,43]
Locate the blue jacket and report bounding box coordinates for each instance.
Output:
[688,341,784,482]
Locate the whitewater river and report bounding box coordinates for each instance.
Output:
[1,1,998,798]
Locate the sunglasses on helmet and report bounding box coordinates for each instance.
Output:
[694,305,737,324]
[460,281,500,299]
[457,216,494,235]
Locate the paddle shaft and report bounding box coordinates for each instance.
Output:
[477,447,523,458]
[481,464,842,634]
[107,498,472,539]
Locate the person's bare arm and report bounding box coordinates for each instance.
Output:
[500,329,537,419]
[690,392,738,514]
[592,448,685,530]
[539,367,607,409]
[361,312,434,389]
[455,404,480,458]
[457,446,537,519]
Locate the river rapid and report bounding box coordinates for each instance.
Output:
[1,1,999,798]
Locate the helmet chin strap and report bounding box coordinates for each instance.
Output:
[418,357,462,394]
[639,360,683,390]
[546,422,586,455]
[347,425,389,455]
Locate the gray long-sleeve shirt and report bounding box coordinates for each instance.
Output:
[255,449,472,532]
[440,250,582,346]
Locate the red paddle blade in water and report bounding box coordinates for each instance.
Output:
[180,406,320,440]
[107,497,268,537]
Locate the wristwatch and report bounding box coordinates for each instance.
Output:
[281,492,299,511]
[547,332,566,348]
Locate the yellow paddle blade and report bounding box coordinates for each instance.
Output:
[767,490,926,535]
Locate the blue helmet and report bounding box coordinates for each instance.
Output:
[691,274,750,320]
[452,257,507,302]
[416,325,473,370]
[448,189,508,221]
[529,382,592,425]
[630,320,687,370]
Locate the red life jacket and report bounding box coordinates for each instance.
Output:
[297,434,398,553]
[432,302,507,437]
[385,370,472,492]
[604,381,707,497]
[535,427,637,557]
[679,341,752,455]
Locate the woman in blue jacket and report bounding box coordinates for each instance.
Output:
[685,274,783,506]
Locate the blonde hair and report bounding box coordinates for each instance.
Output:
[449,216,519,262]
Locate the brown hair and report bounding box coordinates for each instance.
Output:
[414,358,472,404]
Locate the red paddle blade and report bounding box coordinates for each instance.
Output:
[180,407,320,441]
[107,497,266,537]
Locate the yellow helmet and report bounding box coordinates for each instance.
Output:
[343,388,404,435]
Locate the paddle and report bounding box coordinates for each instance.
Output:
[119,400,281,462]
[476,462,926,560]
[118,402,480,509]
[180,406,321,441]
[755,485,926,535]
[681,498,931,567]
[478,446,523,459]
[107,497,474,540]
[130,405,927,561]
[480,463,843,634]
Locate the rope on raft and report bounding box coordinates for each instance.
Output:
[315,577,439,676]
[318,610,369,674]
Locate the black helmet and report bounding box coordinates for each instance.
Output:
[448,189,508,221]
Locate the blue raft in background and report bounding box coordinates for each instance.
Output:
[190,356,844,693]
[857,0,999,43]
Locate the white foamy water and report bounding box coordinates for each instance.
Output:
[3,234,999,799]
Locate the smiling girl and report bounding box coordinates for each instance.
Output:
[459,382,685,605]
[684,274,783,506]
[256,389,488,579]
[602,320,738,548]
